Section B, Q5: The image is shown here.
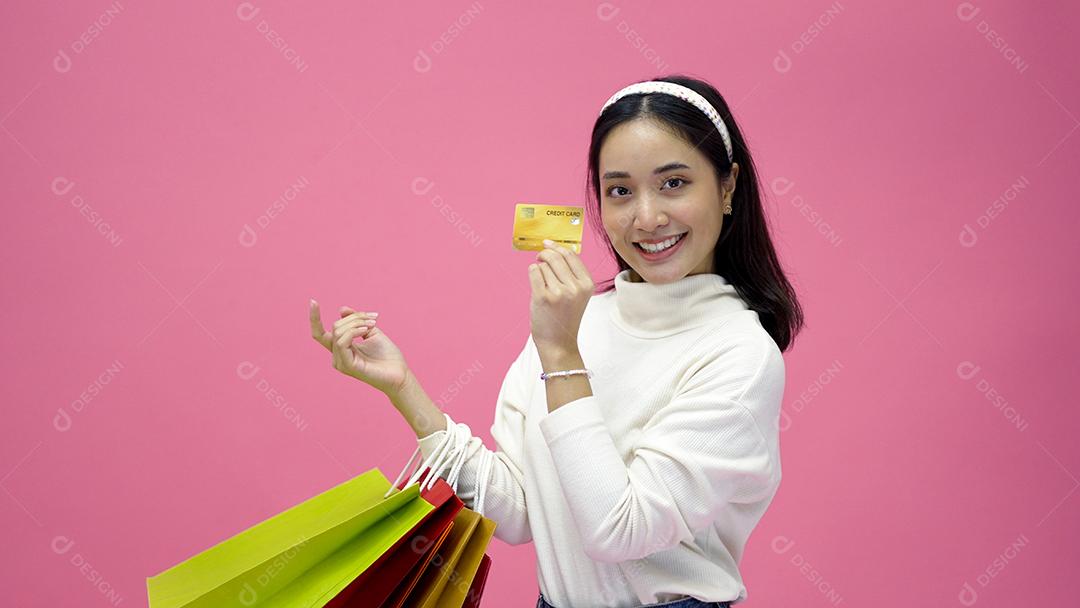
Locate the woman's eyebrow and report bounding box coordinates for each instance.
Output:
[601,161,691,180]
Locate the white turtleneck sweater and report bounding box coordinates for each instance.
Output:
[414,268,785,607]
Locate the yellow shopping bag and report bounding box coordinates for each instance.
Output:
[146,468,433,608]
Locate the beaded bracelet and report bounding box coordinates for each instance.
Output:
[540,368,593,381]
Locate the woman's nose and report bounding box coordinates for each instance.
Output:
[632,197,668,232]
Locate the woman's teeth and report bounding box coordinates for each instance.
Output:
[635,233,685,253]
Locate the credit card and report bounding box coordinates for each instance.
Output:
[512,203,584,254]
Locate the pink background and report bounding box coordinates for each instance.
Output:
[2,1,1078,606]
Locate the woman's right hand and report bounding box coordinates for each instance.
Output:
[309,299,411,396]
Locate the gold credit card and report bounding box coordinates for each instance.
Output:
[512,203,584,253]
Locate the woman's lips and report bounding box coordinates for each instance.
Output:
[633,232,687,261]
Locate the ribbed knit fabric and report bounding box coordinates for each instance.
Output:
[415,268,785,607]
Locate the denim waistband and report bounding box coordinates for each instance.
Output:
[536,591,732,608]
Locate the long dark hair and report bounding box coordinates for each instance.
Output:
[585,74,804,352]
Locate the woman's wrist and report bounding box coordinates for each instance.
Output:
[537,344,583,371]
[384,367,416,401]
[386,369,447,439]
[536,345,593,414]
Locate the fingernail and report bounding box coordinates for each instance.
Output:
[370,312,379,317]
[543,239,553,247]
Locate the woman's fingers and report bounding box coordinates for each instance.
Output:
[332,323,374,369]
[310,299,332,348]
[528,263,545,293]
[334,310,378,332]
[537,249,576,286]
[542,242,590,284]
[334,318,376,343]
[560,247,592,286]
[311,300,380,349]
[336,324,372,349]
[537,261,558,290]
[340,305,378,319]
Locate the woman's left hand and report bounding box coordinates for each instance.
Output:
[528,239,595,355]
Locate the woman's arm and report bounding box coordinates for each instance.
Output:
[538,346,594,414]
[407,336,537,546]
[310,300,532,543]
[539,332,785,563]
[386,368,448,439]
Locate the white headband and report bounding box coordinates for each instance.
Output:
[599,80,734,162]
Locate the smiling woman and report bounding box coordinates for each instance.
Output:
[599,123,732,282]
[322,74,804,608]
[586,75,802,352]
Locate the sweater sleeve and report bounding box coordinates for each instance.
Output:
[414,335,535,545]
[538,333,785,563]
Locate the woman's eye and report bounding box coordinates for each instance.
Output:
[663,177,687,189]
[606,185,630,197]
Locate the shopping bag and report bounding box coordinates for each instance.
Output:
[462,554,491,608]
[375,510,457,608]
[326,416,491,608]
[404,506,496,608]
[264,472,462,608]
[325,471,463,608]
[384,418,500,607]
[146,468,433,608]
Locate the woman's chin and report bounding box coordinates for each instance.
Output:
[627,264,688,285]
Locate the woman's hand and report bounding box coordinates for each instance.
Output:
[528,239,595,356]
[309,300,410,396]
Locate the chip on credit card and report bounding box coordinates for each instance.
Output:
[512,203,584,254]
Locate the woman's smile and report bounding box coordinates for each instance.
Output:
[633,231,688,261]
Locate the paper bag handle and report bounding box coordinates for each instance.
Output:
[385,412,497,518]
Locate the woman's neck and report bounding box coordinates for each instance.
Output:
[610,268,747,338]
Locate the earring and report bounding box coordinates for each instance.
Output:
[722,201,732,215]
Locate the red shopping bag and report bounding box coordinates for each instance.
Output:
[462,554,492,608]
[343,416,498,604]
[326,469,463,607]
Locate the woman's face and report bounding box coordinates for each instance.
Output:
[599,118,738,284]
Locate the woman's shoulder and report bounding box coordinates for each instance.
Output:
[693,313,785,383]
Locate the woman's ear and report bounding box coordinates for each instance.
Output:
[723,162,740,202]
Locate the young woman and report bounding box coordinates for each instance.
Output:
[310,75,803,608]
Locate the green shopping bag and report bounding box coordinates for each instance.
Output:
[146,468,434,608]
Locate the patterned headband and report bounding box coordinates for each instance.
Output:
[599,80,734,162]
